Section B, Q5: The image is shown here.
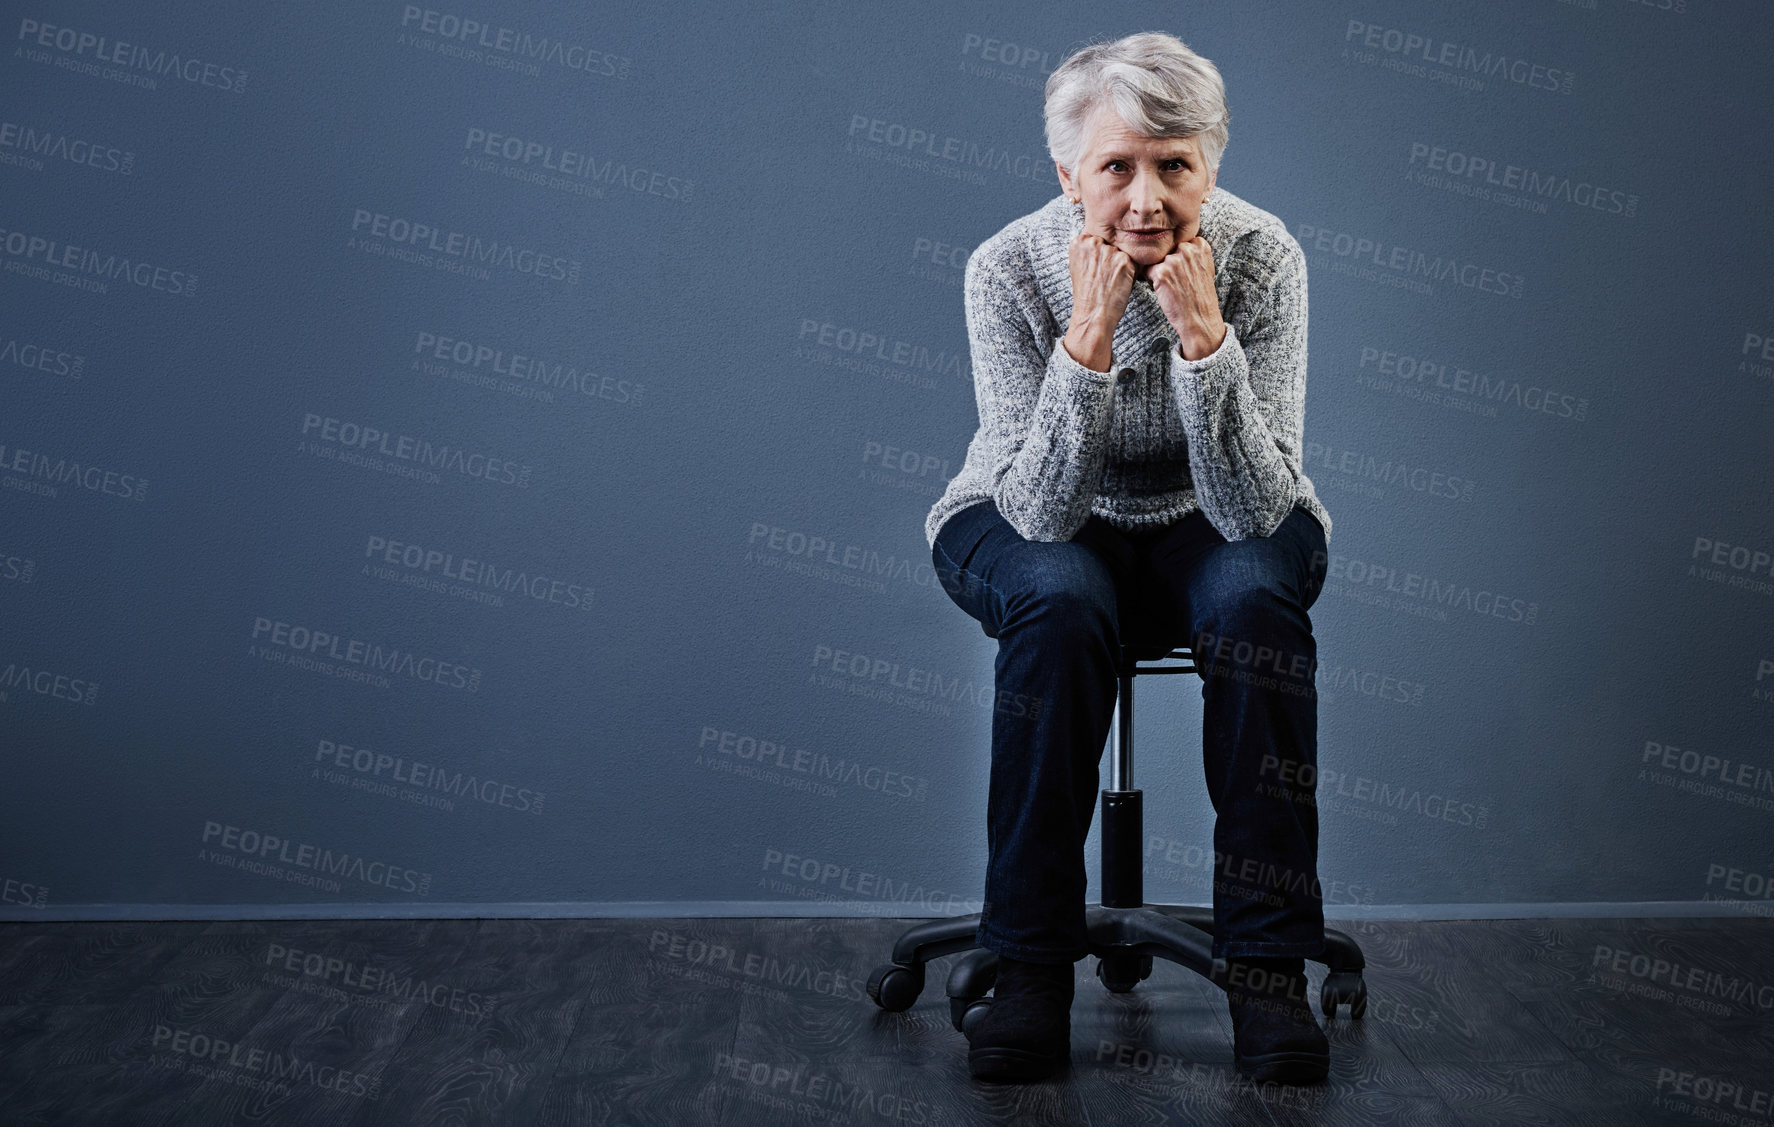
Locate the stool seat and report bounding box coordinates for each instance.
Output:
[1121,637,1183,665]
[1118,617,1188,667]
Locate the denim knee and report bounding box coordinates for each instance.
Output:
[994,548,1118,645]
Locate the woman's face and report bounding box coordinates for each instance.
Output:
[1055,107,1217,277]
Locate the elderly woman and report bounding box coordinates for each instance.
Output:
[926,32,1334,1084]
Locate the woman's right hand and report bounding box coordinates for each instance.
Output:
[1064,216,1136,372]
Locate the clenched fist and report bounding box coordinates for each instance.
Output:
[1061,213,1137,372]
[1148,236,1227,362]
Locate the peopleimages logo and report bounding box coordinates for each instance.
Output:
[363,535,593,612]
[250,616,481,692]
[796,318,969,384]
[1343,20,1574,94]
[149,1023,381,1100]
[299,414,531,487]
[1324,550,1539,625]
[1296,221,1524,298]
[0,119,135,175]
[747,522,941,597]
[461,128,693,202]
[0,331,84,379]
[0,657,98,705]
[15,18,249,92]
[845,112,1057,186]
[1355,345,1588,421]
[1405,142,1637,216]
[349,208,580,284]
[200,821,431,896]
[314,737,545,815]
[2,875,48,909]
[0,548,36,584]
[262,940,496,1019]
[1303,440,1475,502]
[397,7,630,79]
[0,439,147,501]
[411,330,644,406]
[0,223,197,296]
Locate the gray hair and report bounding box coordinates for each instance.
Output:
[1043,31,1230,177]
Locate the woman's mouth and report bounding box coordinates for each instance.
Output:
[1121,228,1168,241]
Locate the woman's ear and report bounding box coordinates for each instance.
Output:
[1055,161,1081,204]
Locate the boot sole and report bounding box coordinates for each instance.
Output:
[969,1044,1069,1083]
[1233,1048,1328,1084]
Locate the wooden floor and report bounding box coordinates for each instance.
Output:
[0,914,1768,1125]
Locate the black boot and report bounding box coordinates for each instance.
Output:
[1222,956,1329,1084]
[966,954,1075,1083]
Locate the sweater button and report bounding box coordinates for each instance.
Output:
[1116,368,1136,383]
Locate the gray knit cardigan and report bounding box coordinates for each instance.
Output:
[925,187,1331,550]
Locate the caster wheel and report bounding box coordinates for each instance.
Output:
[1095,953,1150,994]
[952,997,992,1037]
[1319,971,1366,1019]
[867,964,924,1012]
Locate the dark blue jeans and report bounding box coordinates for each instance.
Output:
[932,498,1330,964]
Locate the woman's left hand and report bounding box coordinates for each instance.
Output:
[1149,236,1227,362]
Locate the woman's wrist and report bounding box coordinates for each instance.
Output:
[1062,323,1115,373]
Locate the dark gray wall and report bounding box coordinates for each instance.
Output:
[4,0,1771,920]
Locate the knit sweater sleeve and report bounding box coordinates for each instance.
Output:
[965,253,1119,543]
[1167,231,1312,541]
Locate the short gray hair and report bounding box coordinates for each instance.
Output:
[1043,31,1230,177]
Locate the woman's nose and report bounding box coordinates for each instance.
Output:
[1128,173,1165,216]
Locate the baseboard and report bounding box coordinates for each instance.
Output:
[2,899,1768,923]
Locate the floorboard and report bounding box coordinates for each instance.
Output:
[0,915,1765,1125]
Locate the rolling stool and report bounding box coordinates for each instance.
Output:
[867,621,1368,1038]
